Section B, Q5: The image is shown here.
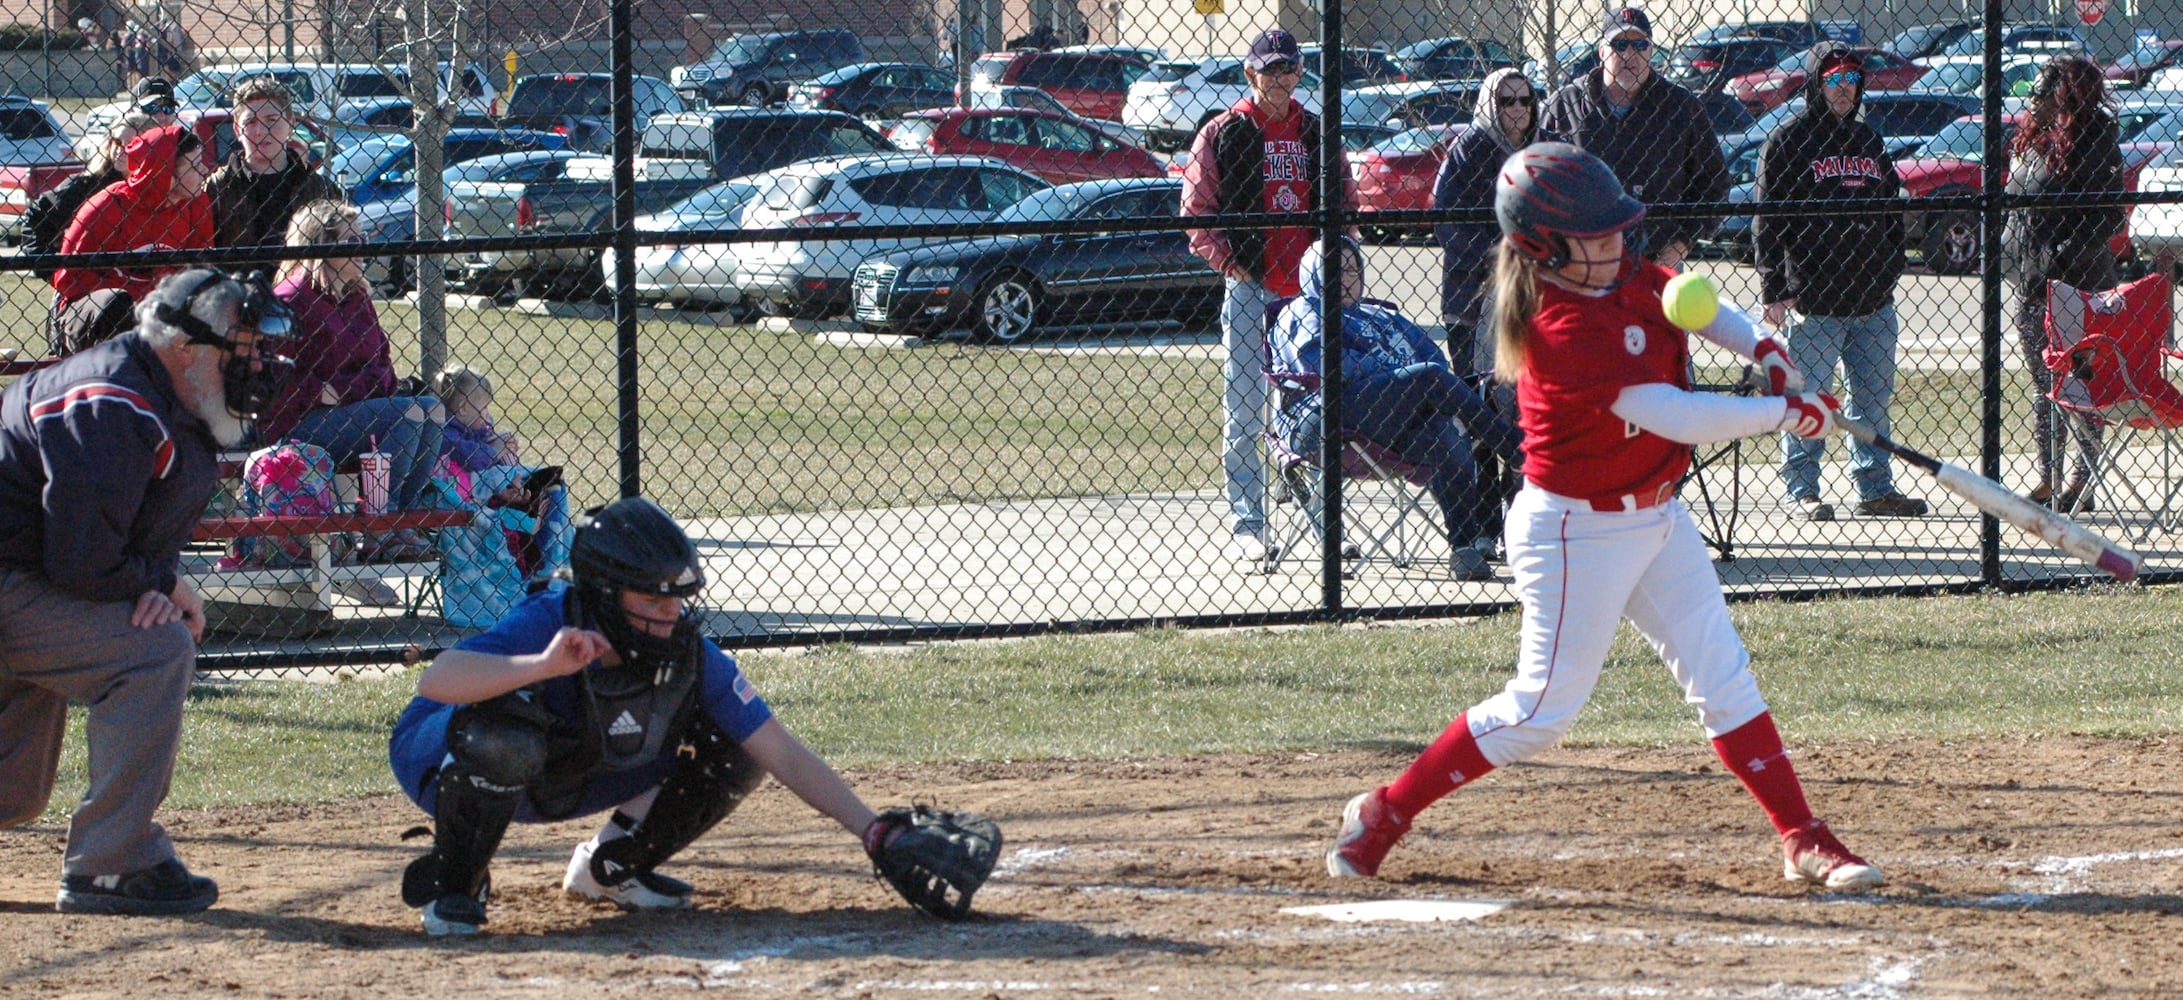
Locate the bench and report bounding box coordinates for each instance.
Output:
[186,508,475,617]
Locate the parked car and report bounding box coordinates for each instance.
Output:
[1349,124,1461,244]
[2107,39,2183,90]
[1664,38,1801,94]
[445,155,718,300]
[1393,36,1518,81]
[329,95,418,132]
[356,149,585,293]
[2132,164,2183,261]
[787,62,957,119]
[1908,55,2043,97]
[1052,44,1166,64]
[0,95,76,244]
[1341,80,1478,130]
[1896,113,2144,275]
[1123,55,1324,152]
[636,108,893,183]
[1917,24,2093,65]
[672,29,865,107]
[1700,91,1758,136]
[328,127,565,207]
[599,179,765,311]
[886,107,1162,185]
[1300,45,1408,86]
[458,73,685,151]
[85,61,495,138]
[965,84,1145,146]
[735,153,1051,318]
[1888,22,1977,61]
[1727,46,1927,114]
[1690,20,1862,48]
[968,50,1151,122]
[853,177,1216,342]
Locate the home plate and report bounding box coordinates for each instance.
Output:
[1281,899,1512,923]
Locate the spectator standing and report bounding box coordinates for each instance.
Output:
[1538,7,1729,270]
[1433,67,1559,377]
[53,124,214,354]
[206,77,341,250]
[267,200,447,563]
[21,112,157,282]
[132,77,179,128]
[1182,27,1356,562]
[1754,43,1927,521]
[2003,54,2126,513]
[0,270,290,915]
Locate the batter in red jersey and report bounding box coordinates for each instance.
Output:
[1325,143,1883,891]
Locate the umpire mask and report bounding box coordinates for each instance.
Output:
[154,269,297,419]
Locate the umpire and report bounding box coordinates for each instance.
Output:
[0,269,290,915]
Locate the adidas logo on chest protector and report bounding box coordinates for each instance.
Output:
[608,711,643,737]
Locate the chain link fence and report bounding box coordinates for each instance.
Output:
[2,0,2179,672]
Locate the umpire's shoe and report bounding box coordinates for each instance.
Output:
[57,858,218,915]
[563,840,694,910]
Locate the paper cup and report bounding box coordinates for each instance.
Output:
[357,452,392,514]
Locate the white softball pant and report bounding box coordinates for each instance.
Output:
[1464,484,1771,767]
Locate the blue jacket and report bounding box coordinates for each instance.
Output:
[1269,238,1448,444]
[0,334,221,601]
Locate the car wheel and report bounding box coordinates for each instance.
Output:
[1921,210,1980,276]
[972,274,1040,344]
[740,83,770,107]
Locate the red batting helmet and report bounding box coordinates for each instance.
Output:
[1494,142,1645,271]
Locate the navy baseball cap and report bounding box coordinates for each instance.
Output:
[1246,29,1302,71]
[1601,7,1651,41]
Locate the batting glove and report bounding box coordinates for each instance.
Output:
[1754,337,1805,396]
[1780,392,1840,439]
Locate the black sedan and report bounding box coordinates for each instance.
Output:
[852,178,1220,343]
[786,62,958,119]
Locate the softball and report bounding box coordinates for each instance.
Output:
[1661,273,1720,331]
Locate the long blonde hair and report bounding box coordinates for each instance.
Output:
[1490,240,1542,384]
[282,199,365,298]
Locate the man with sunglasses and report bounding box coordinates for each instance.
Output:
[134,77,179,124]
[0,269,293,916]
[1182,27,1357,564]
[1753,42,1925,521]
[1539,7,1728,271]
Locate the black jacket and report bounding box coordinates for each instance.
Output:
[2002,113,2126,291]
[1195,104,1330,284]
[1752,43,1906,316]
[0,334,221,602]
[19,166,124,279]
[205,146,342,248]
[1431,123,1565,322]
[1539,68,1730,255]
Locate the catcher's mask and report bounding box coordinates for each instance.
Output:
[566,496,705,676]
[153,268,297,419]
[1495,141,1644,292]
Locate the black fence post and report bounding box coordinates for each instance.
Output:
[1317,0,1346,615]
[610,0,642,499]
[1978,0,2004,585]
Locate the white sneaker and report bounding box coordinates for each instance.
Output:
[562,841,693,910]
[1231,533,1275,562]
[333,578,402,607]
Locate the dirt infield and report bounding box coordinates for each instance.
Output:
[3,737,2179,998]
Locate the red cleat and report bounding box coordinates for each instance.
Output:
[1782,819,1885,890]
[1326,788,1412,878]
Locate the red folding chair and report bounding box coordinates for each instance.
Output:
[2042,271,2183,541]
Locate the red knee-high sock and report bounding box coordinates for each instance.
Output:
[1384,712,1497,818]
[1711,712,1815,837]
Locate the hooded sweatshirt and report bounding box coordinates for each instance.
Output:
[1431,67,1565,323]
[53,124,213,308]
[1751,42,1905,317]
[1268,237,1447,444]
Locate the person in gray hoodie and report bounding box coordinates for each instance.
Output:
[1753,42,1926,521]
[1430,67,1564,377]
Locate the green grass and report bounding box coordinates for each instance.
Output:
[34,587,2183,820]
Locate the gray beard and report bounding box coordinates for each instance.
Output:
[183,353,249,447]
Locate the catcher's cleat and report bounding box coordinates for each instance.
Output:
[1782,819,1885,890]
[563,840,694,910]
[421,892,487,936]
[1326,788,1411,878]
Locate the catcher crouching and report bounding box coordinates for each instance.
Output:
[387,496,1000,935]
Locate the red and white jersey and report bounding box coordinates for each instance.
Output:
[1516,262,1692,501]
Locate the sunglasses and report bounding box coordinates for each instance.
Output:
[1607,37,1651,53]
[1821,69,1862,87]
[140,100,178,115]
[1255,60,1300,77]
[1497,94,1536,108]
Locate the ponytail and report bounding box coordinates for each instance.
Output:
[1491,240,1540,384]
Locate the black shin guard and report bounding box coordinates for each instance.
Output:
[404,700,550,906]
[589,721,764,886]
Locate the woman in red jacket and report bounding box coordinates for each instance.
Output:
[52,124,213,353]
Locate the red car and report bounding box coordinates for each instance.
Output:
[1726,46,1927,114]
[1897,113,2145,275]
[887,108,1164,185]
[1349,124,1460,243]
[964,51,1149,121]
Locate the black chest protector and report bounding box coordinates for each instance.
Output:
[565,589,705,772]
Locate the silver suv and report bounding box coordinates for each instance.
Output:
[672,30,864,108]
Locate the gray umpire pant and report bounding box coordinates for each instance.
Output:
[0,566,195,877]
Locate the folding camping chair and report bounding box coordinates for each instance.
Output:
[1257,295,1454,577]
[2042,271,2183,542]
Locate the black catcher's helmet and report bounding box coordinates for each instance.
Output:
[568,496,705,671]
[1495,141,1645,278]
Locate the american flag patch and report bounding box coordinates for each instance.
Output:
[732,673,758,704]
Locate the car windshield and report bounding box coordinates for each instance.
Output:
[2119,110,2177,144]
[507,76,613,116]
[1394,39,1441,61]
[993,183,1102,223]
[1919,119,2007,161]
[447,156,523,183]
[1746,98,1804,136]
[1370,126,1451,155]
[707,35,773,64]
[0,106,58,139]
[1916,63,1980,93]
[174,69,231,108]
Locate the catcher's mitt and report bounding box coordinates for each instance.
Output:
[862,805,1002,919]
